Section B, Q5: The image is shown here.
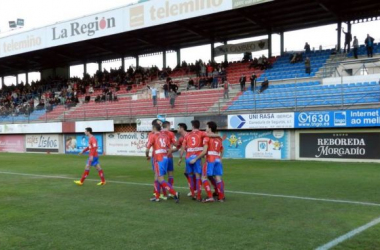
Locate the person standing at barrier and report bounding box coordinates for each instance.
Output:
[365,34,375,58]
[353,36,359,59]
[250,72,257,92]
[75,127,106,186]
[239,74,246,92]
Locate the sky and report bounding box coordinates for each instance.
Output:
[0,0,379,86]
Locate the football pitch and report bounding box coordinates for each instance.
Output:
[1,153,380,250]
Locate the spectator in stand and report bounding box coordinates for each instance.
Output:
[259,78,269,94]
[89,85,94,94]
[250,73,257,91]
[223,80,229,99]
[304,42,311,54]
[199,77,206,89]
[305,57,311,75]
[365,34,375,58]
[148,85,157,107]
[201,63,206,77]
[187,78,195,90]
[353,36,359,59]
[342,27,353,53]
[239,74,246,92]
[169,90,176,108]
[163,82,169,98]
[212,69,219,88]
[206,64,213,77]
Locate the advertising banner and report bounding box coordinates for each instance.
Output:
[75,120,114,133]
[65,134,103,155]
[214,39,268,57]
[0,135,25,152]
[299,132,380,160]
[25,134,60,153]
[228,113,294,129]
[0,122,62,134]
[295,109,380,129]
[137,117,193,131]
[106,132,149,156]
[220,130,290,159]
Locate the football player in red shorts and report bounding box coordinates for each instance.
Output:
[74,127,106,186]
[146,123,180,203]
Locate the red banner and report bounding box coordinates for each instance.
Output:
[0,135,25,152]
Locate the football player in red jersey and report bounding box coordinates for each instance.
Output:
[74,127,106,186]
[161,121,176,190]
[146,123,180,203]
[191,121,225,202]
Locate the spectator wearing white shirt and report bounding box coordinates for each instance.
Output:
[148,85,157,107]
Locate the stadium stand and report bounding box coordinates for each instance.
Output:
[347,43,380,57]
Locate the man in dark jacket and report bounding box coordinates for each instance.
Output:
[365,34,375,58]
[239,74,246,92]
[342,28,352,53]
[250,73,257,91]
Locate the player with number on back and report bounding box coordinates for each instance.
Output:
[190,121,225,202]
[74,127,106,186]
[146,123,180,203]
[161,121,176,198]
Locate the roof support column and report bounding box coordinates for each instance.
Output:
[268,31,272,58]
[176,49,181,67]
[121,57,125,71]
[224,40,228,62]
[211,41,215,63]
[84,62,87,75]
[136,56,139,68]
[26,72,29,85]
[16,75,19,85]
[163,50,167,69]
[337,22,342,52]
[1,76,3,89]
[98,61,102,72]
[280,31,284,56]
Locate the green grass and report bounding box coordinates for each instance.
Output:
[1,153,380,250]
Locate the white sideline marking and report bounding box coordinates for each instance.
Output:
[1,171,380,208]
[315,216,380,250]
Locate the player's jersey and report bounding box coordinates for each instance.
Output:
[183,130,207,158]
[147,132,156,158]
[146,132,170,161]
[83,136,98,157]
[203,136,223,162]
[161,130,176,158]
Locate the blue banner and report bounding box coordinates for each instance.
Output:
[65,134,104,155]
[294,109,380,129]
[220,130,290,160]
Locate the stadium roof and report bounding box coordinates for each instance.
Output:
[0,0,379,76]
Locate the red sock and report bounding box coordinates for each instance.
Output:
[217,181,225,200]
[160,181,176,196]
[203,180,213,198]
[168,176,174,187]
[154,181,160,199]
[98,169,105,182]
[160,183,167,196]
[208,176,218,193]
[80,170,90,183]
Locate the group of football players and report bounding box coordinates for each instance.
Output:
[145,118,225,203]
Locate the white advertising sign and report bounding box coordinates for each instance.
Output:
[25,134,60,153]
[0,28,46,58]
[0,123,62,134]
[75,120,114,133]
[228,113,295,129]
[46,8,125,48]
[106,132,149,156]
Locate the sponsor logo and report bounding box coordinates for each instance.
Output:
[258,141,268,151]
[229,115,246,129]
[52,16,116,40]
[130,5,145,27]
[2,35,42,54]
[108,134,115,139]
[334,111,347,126]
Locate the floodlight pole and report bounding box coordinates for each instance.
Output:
[121,56,125,72]
[280,32,284,56]
[211,41,215,63]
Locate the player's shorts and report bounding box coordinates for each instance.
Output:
[185,155,202,174]
[204,159,223,176]
[154,157,168,177]
[87,157,99,167]
[167,157,174,172]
